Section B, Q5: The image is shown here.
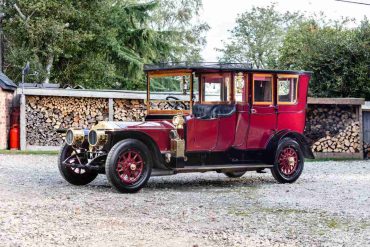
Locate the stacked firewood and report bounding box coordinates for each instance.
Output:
[150,101,191,110]
[26,96,108,146]
[311,122,360,153]
[305,105,360,153]
[114,99,146,121]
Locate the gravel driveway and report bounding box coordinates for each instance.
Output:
[0,154,369,247]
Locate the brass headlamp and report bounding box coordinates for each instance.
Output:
[88,130,108,147]
[65,129,85,146]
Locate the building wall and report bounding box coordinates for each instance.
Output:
[0,89,14,149]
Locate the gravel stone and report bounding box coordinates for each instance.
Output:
[0,154,369,246]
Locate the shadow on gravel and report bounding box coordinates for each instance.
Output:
[58,175,276,193]
[144,176,275,192]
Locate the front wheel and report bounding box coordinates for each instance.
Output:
[271,138,304,183]
[105,139,152,193]
[58,143,98,185]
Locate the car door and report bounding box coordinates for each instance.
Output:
[276,74,307,133]
[186,73,232,151]
[246,74,277,149]
[232,72,250,149]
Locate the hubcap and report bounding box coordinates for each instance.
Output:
[116,150,144,185]
[278,147,298,176]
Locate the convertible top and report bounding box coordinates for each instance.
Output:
[144,62,312,75]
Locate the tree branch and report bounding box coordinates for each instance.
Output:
[13,3,26,21]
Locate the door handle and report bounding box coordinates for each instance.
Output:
[251,109,257,114]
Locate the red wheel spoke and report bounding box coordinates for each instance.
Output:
[132,153,139,160]
[278,147,298,176]
[115,149,144,185]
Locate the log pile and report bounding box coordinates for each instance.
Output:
[150,101,190,110]
[311,122,360,153]
[114,99,146,121]
[305,105,360,153]
[26,96,108,146]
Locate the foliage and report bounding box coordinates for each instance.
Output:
[217,4,302,68]
[149,0,209,62]
[279,18,370,99]
[218,3,370,99]
[2,0,208,89]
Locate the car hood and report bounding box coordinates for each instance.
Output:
[91,121,175,131]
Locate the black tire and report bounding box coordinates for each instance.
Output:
[105,139,152,193]
[271,138,304,183]
[224,171,246,178]
[58,143,98,185]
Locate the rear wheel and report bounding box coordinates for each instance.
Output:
[271,138,304,183]
[223,171,246,178]
[105,139,152,193]
[58,143,98,185]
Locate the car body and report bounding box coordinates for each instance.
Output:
[58,62,314,193]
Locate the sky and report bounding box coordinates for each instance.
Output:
[199,0,370,61]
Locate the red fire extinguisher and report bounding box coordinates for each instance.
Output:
[9,124,20,150]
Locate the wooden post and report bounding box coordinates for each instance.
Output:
[109,98,114,121]
[358,104,364,158]
[20,94,26,150]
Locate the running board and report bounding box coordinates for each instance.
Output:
[174,164,273,173]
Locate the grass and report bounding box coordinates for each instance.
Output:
[0,150,59,155]
[228,209,250,217]
[228,207,309,217]
[260,207,309,214]
[326,219,340,229]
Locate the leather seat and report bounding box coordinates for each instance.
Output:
[192,104,236,119]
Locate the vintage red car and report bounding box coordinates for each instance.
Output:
[58,63,314,193]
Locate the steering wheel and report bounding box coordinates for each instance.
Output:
[165,96,187,110]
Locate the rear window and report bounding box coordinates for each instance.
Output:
[253,74,273,105]
[278,75,298,104]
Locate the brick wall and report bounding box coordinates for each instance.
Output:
[0,89,14,149]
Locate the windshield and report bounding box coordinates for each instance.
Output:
[148,72,194,113]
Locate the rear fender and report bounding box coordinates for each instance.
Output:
[265,130,314,164]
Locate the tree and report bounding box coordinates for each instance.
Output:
[2,0,209,89]
[279,18,370,99]
[217,4,302,68]
[149,0,209,62]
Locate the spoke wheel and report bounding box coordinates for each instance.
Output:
[58,143,98,186]
[271,138,304,183]
[278,147,298,176]
[116,150,144,185]
[105,139,152,193]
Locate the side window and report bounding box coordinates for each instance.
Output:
[201,74,231,102]
[234,72,246,102]
[278,75,298,104]
[253,74,273,105]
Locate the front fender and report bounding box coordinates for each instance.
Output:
[106,130,168,170]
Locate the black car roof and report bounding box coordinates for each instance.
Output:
[144,62,312,75]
